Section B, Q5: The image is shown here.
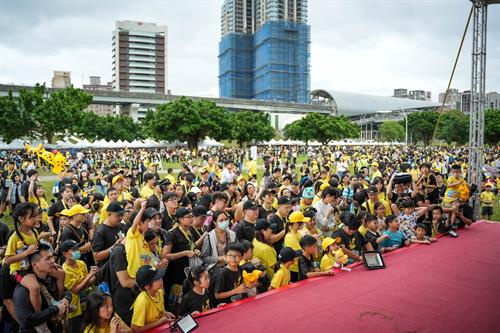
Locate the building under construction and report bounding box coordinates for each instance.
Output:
[219,0,310,104]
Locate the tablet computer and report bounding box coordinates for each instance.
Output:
[362,251,386,270]
[176,314,198,333]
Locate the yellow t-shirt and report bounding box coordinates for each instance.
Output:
[99,191,132,223]
[480,191,494,207]
[140,186,155,199]
[358,224,368,237]
[284,230,302,273]
[125,228,153,278]
[443,176,463,203]
[371,170,382,180]
[83,314,127,333]
[270,265,291,289]
[320,253,336,272]
[131,290,165,328]
[29,196,49,224]
[165,174,176,185]
[63,260,89,318]
[362,199,391,216]
[5,231,38,274]
[252,239,277,279]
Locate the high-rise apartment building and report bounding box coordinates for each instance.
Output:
[219,0,310,103]
[112,21,167,94]
[51,71,71,88]
[393,88,408,99]
[82,76,115,116]
[393,88,431,101]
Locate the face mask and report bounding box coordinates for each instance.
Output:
[72,250,81,261]
[218,220,230,231]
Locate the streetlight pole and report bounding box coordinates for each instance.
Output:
[400,107,408,146]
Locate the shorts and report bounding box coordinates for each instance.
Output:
[482,206,493,216]
[443,200,460,209]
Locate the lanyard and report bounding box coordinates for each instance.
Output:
[178,227,194,251]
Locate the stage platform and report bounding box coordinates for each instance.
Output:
[150,221,500,333]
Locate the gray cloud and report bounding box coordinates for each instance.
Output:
[1,0,499,101]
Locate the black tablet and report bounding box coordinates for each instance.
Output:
[362,251,386,270]
[176,314,198,333]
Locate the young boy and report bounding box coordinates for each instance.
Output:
[125,200,153,278]
[398,200,428,239]
[61,239,98,333]
[214,243,247,306]
[269,247,298,290]
[298,235,334,281]
[410,224,436,244]
[480,182,495,220]
[131,265,176,333]
[380,215,410,251]
[364,214,389,251]
[443,164,466,225]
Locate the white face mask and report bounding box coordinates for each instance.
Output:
[218,220,230,231]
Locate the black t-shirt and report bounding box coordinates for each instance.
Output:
[92,223,122,266]
[60,224,95,268]
[422,174,438,202]
[0,221,9,247]
[213,266,243,305]
[456,204,474,227]
[234,220,255,242]
[21,180,30,200]
[298,253,314,281]
[365,230,380,250]
[258,205,277,220]
[268,213,286,253]
[188,225,206,244]
[165,227,192,284]
[109,244,138,327]
[331,228,368,254]
[47,200,67,231]
[161,211,176,231]
[179,290,210,316]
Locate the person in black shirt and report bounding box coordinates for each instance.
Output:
[13,243,70,333]
[364,214,388,251]
[268,196,291,253]
[214,243,246,306]
[332,214,374,262]
[47,185,73,236]
[298,235,333,281]
[190,205,208,249]
[60,204,95,269]
[109,242,138,327]
[179,266,211,316]
[92,202,125,267]
[161,192,178,231]
[258,189,277,219]
[234,201,259,242]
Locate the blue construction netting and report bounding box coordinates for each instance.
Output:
[218,20,310,104]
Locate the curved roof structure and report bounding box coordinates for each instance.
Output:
[310,89,440,117]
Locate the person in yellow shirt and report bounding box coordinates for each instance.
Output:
[99,175,132,224]
[125,201,153,278]
[245,157,257,179]
[320,237,344,272]
[61,239,98,333]
[269,247,298,290]
[140,173,157,199]
[284,211,308,282]
[370,162,382,181]
[28,178,49,225]
[252,220,277,279]
[480,183,495,220]
[131,265,176,332]
[443,164,466,225]
[362,186,391,216]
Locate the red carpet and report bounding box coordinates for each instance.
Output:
[150,221,500,333]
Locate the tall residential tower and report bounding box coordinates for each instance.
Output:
[112,21,167,94]
[219,0,310,103]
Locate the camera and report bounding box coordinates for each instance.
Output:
[394,173,412,184]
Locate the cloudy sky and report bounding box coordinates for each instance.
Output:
[1,0,499,102]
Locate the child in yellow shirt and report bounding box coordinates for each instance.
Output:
[443,164,466,225]
[269,247,298,290]
[480,183,495,220]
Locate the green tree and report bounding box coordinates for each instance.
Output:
[145,97,231,150]
[17,84,92,143]
[379,121,405,142]
[407,110,439,145]
[484,109,500,145]
[436,110,469,144]
[283,113,359,145]
[230,111,275,147]
[0,90,35,143]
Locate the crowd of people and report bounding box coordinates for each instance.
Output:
[0,144,498,333]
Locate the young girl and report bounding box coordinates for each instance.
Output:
[320,237,346,271]
[269,247,298,290]
[131,265,176,332]
[179,266,211,316]
[374,201,387,232]
[83,291,131,333]
[284,211,306,282]
[28,177,49,226]
[5,203,64,312]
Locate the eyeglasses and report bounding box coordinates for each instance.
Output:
[227,254,241,259]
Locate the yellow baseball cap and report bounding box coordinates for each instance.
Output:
[289,211,310,223]
[59,209,71,217]
[321,236,341,251]
[112,174,125,184]
[371,161,379,167]
[66,204,90,217]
